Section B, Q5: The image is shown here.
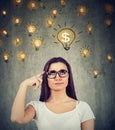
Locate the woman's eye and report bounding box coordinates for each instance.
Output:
[49,71,56,75]
[60,70,67,74]
[51,72,55,75]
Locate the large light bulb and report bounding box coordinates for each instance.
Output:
[57,28,75,50]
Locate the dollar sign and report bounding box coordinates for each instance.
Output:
[62,32,70,43]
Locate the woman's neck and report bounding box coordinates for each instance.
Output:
[47,90,71,103]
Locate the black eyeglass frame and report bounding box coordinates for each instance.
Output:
[46,69,68,79]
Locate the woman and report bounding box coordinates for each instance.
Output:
[11,57,95,130]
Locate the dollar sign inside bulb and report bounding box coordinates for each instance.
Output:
[57,28,75,50]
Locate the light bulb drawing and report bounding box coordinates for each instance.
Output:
[57,28,75,50]
[52,22,81,50]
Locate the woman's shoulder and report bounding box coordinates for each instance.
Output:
[27,100,44,109]
[76,100,95,122]
[77,101,92,109]
[76,100,94,115]
[78,100,89,105]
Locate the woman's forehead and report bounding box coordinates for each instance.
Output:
[49,62,67,70]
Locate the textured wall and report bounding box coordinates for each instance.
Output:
[0,0,115,130]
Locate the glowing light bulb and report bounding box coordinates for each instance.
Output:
[32,38,42,50]
[13,37,22,46]
[104,18,112,27]
[87,24,93,34]
[13,0,23,6]
[92,69,99,78]
[46,18,54,27]
[2,52,10,63]
[57,28,75,50]
[17,52,26,61]
[60,0,66,6]
[107,54,113,62]
[51,9,58,17]
[2,29,8,37]
[26,24,37,36]
[2,10,7,16]
[13,17,22,25]
[28,1,37,10]
[77,5,87,16]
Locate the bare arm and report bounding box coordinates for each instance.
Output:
[11,72,43,124]
[81,119,95,130]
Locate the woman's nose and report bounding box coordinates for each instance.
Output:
[55,73,61,79]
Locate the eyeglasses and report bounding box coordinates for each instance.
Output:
[47,69,68,79]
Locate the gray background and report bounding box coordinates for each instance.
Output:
[0,0,115,130]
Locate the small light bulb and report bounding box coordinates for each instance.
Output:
[60,0,66,6]
[77,5,87,16]
[26,24,37,36]
[2,29,8,37]
[32,38,42,50]
[17,52,26,61]
[92,69,99,78]
[2,10,7,16]
[107,54,113,62]
[87,24,93,34]
[2,52,10,63]
[51,9,58,17]
[46,18,54,27]
[13,17,22,25]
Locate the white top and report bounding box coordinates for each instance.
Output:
[28,101,95,130]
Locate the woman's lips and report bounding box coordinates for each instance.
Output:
[54,82,64,85]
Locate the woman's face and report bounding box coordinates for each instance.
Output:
[47,62,69,91]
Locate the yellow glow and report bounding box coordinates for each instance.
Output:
[28,0,37,10]
[81,49,90,57]
[2,52,10,62]
[16,0,22,3]
[2,29,8,36]
[107,54,113,62]
[13,0,23,6]
[87,24,93,34]
[60,0,66,6]
[104,18,112,27]
[17,52,26,61]
[32,38,42,50]
[51,9,58,17]
[77,5,88,16]
[57,28,75,50]
[13,17,22,25]
[26,24,37,36]
[92,68,99,78]
[2,10,7,16]
[46,18,54,27]
[81,46,90,57]
[13,37,22,46]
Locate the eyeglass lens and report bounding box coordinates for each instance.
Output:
[47,69,68,79]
